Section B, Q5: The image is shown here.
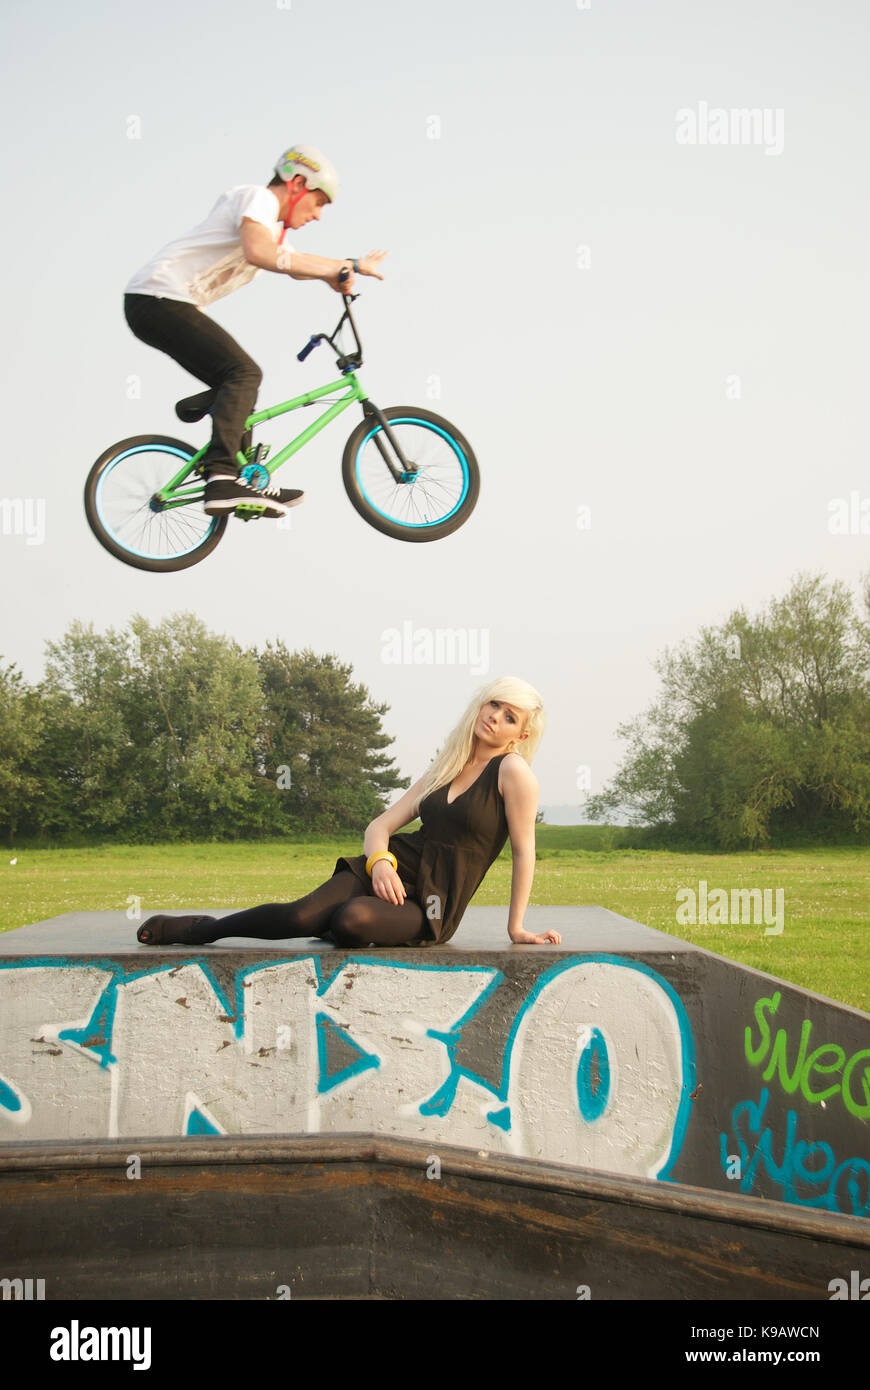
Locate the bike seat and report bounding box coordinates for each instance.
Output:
[176,389,216,424]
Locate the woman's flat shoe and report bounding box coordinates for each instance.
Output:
[136,914,216,946]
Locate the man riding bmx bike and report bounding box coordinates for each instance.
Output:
[123,143,388,519]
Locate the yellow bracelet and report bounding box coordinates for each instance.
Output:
[366,850,398,877]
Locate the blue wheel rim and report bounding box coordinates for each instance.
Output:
[95,444,220,561]
[353,417,470,527]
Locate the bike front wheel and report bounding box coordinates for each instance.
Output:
[341,407,479,542]
[84,435,228,572]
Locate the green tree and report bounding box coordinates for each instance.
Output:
[256,643,407,834]
[586,574,870,847]
[3,616,409,843]
[0,661,44,841]
[121,613,266,839]
[36,623,133,836]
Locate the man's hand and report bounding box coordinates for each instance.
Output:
[371,859,406,906]
[327,261,355,293]
[358,249,388,280]
[509,929,562,946]
[327,249,389,295]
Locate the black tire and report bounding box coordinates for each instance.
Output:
[341,406,480,542]
[84,435,228,573]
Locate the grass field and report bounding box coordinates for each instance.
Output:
[1,827,868,1012]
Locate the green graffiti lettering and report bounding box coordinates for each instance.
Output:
[745,992,780,1067]
[746,997,869,1118]
[762,1017,812,1095]
[800,1044,846,1104]
[842,1050,870,1121]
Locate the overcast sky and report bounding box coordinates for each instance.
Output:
[1,0,868,816]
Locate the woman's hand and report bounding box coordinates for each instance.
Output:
[509,928,562,946]
[371,859,406,906]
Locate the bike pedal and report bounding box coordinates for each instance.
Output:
[234,504,266,521]
[245,443,271,465]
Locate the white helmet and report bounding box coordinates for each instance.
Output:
[274,144,339,202]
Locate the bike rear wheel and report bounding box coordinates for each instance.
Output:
[341,406,479,542]
[84,435,227,572]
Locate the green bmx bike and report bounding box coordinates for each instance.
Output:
[85,290,480,572]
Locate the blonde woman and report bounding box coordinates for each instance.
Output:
[137,678,561,949]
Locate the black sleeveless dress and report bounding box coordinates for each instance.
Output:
[332,752,510,945]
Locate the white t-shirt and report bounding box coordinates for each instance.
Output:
[125,186,294,309]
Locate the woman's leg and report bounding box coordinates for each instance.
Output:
[328,894,427,948]
[215,878,428,947]
[138,872,366,945]
[205,872,370,941]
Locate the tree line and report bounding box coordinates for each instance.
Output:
[0,614,407,843]
[586,573,870,847]
[4,574,868,849]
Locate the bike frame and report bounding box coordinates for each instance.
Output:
[152,292,416,512]
[154,373,367,509]
[247,373,368,473]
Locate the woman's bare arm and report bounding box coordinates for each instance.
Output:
[500,755,561,945]
[361,775,430,907]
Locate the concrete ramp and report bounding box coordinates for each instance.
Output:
[1,906,868,1222]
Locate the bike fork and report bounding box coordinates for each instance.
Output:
[362,401,418,483]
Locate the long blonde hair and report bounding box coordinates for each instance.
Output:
[416,677,546,810]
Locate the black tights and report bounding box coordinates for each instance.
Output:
[190,872,427,947]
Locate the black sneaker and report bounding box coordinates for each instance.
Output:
[204,477,306,519]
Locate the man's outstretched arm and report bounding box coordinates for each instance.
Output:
[240,219,387,292]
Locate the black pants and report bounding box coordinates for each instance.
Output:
[124,293,262,478]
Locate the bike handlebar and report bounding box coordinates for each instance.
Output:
[297,336,321,362]
[296,276,363,368]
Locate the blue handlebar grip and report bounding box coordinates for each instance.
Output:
[297,337,317,362]
[338,267,350,283]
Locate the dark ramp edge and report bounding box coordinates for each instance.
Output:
[1,1136,868,1301]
